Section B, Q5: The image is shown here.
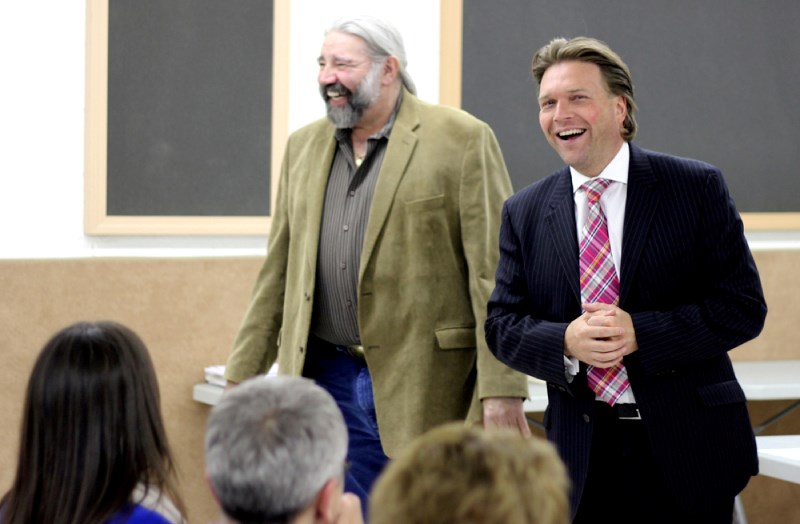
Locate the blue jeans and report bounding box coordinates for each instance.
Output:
[304,338,390,512]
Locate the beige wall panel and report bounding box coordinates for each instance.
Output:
[0,257,263,523]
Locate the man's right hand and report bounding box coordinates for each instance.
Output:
[564,306,626,368]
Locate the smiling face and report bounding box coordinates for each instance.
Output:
[538,60,627,177]
[318,31,382,129]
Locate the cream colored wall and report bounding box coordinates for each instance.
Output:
[1,251,798,523]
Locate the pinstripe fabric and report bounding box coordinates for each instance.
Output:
[311,131,389,346]
[580,179,629,405]
[486,144,767,517]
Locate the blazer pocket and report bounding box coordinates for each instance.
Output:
[405,194,445,212]
[434,326,476,350]
[697,380,747,407]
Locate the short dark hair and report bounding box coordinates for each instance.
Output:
[532,36,638,141]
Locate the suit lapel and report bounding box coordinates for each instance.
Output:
[546,169,582,304]
[619,144,660,304]
[359,91,419,282]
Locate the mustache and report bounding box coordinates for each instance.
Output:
[320,82,352,100]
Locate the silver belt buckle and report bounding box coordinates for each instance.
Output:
[345,344,366,360]
[618,406,642,420]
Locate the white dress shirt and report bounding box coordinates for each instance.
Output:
[565,142,636,404]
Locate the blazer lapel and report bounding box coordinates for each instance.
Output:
[359,91,419,282]
[304,128,337,274]
[619,144,660,304]
[546,169,582,304]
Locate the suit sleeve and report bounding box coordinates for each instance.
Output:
[224,139,293,383]
[628,168,767,376]
[485,202,580,388]
[460,122,530,401]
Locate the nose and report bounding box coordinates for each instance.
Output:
[552,100,572,122]
[318,64,336,86]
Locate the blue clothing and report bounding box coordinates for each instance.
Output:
[107,504,171,524]
[304,338,390,520]
[0,502,169,524]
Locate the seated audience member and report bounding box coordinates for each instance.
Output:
[369,423,570,524]
[0,321,186,524]
[205,376,363,524]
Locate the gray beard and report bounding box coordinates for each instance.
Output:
[326,102,364,129]
[322,62,382,129]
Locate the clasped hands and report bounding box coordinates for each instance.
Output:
[564,302,638,368]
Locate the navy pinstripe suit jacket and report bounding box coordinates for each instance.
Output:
[486,144,767,516]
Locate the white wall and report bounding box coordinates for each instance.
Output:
[1,2,89,258]
[0,0,439,259]
[0,1,796,259]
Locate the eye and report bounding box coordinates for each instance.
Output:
[334,60,357,70]
[540,99,555,110]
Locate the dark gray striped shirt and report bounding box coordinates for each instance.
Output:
[310,111,397,345]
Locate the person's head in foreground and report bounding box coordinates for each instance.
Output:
[369,423,570,524]
[0,320,186,524]
[205,376,362,524]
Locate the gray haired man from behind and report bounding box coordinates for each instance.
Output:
[205,376,363,524]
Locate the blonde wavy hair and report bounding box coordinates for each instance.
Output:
[369,423,570,524]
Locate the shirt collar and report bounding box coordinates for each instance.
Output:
[571,141,630,194]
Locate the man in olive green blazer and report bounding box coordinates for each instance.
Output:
[225,16,529,506]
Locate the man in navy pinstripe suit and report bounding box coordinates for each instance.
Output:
[485,37,767,523]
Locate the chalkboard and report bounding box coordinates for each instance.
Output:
[459,0,800,226]
[85,0,286,235]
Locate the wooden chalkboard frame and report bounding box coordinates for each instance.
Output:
[442,0,800,231]
[84,0,288,235]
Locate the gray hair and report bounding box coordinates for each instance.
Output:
[327,15,417,95]
[205,377,348,523]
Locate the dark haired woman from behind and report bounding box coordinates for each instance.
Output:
[0,321,187,524]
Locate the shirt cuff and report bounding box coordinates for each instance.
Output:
[564,355,579,383]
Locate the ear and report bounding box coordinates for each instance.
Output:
[314,478,346,524]
[381,56,401,86]
[205,472,230,521]
[205,472,220,505]
[614,94,627,126]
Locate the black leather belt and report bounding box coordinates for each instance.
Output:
[310,334,366,362]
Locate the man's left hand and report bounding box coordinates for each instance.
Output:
[482,397,531,437]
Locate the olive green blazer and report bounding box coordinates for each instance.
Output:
[226,91,528,456]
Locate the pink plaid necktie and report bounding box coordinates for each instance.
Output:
[580,178,629,405]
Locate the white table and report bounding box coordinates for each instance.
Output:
[194,360,800,416]
[756,435,800,485]
[523,378,547,413]
[194,373,550,411]
[732,360,800,434]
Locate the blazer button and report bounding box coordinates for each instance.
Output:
[299,346,304,353]
[582,414,591,424]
